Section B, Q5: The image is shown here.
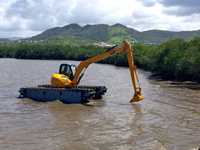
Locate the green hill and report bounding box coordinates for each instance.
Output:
[30,23,200,44]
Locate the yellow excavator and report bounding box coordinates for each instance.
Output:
[19,40,143,104]
[51,40,144,103]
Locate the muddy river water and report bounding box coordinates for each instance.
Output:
[0,59,199,150]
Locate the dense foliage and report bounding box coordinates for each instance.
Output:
[0,37,200,82]
[135,37,200,82]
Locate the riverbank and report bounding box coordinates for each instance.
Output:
[0,37,200,83]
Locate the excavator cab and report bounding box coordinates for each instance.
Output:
[59,64,76,80]
[51,64,77,88]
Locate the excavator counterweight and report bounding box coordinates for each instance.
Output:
[19,41,144,103]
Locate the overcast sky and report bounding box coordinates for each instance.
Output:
[0,0,200,38]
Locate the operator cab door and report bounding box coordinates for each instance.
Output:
[59,64,76,80]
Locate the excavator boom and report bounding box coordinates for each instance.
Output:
[71,46,124,86]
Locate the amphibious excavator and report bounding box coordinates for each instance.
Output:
[19,40,144,103]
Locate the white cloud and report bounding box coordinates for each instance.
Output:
[0,0,200,38]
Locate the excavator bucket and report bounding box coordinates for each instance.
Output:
[130,89,144,102]
[130,94,144,102]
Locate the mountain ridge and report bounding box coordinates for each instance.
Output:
[30,23,200,44]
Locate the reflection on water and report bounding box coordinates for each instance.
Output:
[0,59,199,150]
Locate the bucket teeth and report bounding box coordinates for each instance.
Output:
[130,94,144,103]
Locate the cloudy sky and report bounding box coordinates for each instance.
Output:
[0,0,200,38]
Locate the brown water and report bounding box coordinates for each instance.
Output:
[0,58,199,150]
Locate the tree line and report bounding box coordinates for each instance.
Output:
[0,37,200,82]
[135,37,200,82]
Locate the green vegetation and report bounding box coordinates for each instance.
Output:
[0,37,200,82]
[135,37,200,82]
[108,25,134,44]
[30,23,200,44]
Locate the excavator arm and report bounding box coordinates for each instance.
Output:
[71,41,144,102]
[124,41,144,102]
[71,45,123,86]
